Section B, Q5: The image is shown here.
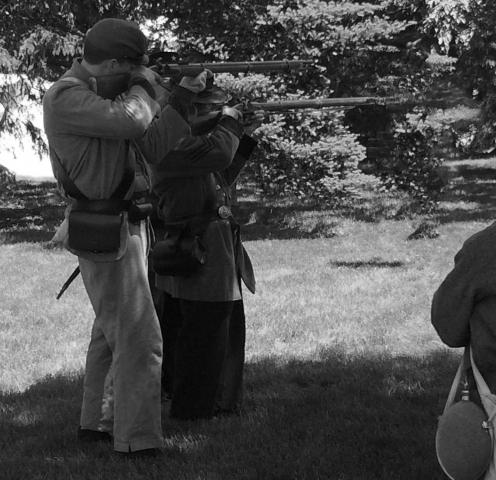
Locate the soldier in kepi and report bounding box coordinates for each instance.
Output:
[149,84,263,420]
[42,17,221,456]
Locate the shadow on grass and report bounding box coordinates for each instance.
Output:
[5,172,496,244]
[0,349,458,480]
[151,202,343,242]
[329,259,405,268]
[453,166,496,179]
[1,181,339,244]
[0,181,65,245]
[232,203,343,241]
[435,174,496,224]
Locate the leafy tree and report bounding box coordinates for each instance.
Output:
[378,115,443,212]
[456,1,496,100]
[0,0,442,206]
[0,1,169,149]
[424,0,471,57]
[425,1,496,153]
[165,0,440,204]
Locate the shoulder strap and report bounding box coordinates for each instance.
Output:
[51,153,87,200]
[469,347,496,424]
[470,347,492,397]
[52,76,135,200]
[443,346,496,420]
[110,168,135,199]
[51,152,134,201]
[442,348,469,414]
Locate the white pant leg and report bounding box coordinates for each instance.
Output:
[79,319,112,432]
[79,223,163,452]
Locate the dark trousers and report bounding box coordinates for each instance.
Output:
[156,290,246,420]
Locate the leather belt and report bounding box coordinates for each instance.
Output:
[164,205,233,224]
[72,198,153,224]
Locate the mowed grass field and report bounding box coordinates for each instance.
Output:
[0,184,485,480]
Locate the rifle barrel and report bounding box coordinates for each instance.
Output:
[159,60,313,76]
[249,96,411,111]
[249,96,456,111]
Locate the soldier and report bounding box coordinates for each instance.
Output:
[43,18,211,456]
[149,88,262,420]
[432,223,496,393]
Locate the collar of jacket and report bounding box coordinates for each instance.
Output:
[61,58,92,86]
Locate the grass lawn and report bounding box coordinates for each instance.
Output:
[0,176,490,479]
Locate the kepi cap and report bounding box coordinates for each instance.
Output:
[83,18,148,64]
[194,86,230,105]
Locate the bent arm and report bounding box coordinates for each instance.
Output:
[431,248,477,347]
[137,105,191,163]
[43,82,159,139]
[222,134,258,186]
[151,116,243,177]
[136,85,197,163]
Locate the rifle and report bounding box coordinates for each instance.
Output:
[248,96,403,111]
[190,94,451,133]
[151,59,314,77]
[245,95,453,112]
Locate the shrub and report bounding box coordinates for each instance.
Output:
[247,110,380,205]
[0,164,16,191]
[1,0,444,210]
[377,115,444,213]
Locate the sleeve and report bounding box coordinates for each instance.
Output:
[43,81,160,139]
[167,86,196,121]
[137,105,191,164]
[150,115,243,176]
[222,134,258,186]
[431,246,478,347]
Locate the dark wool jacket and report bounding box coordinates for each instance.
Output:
[432,222,496,392]
[151,127,257,302]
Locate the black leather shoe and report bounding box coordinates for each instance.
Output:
[115,448,162,458]
[213,407,241,418]
[77,427,112,443]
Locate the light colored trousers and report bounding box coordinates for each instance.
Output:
[78,222,163,452]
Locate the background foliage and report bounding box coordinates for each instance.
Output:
[424,0,496,155]
[1,0,490,209]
